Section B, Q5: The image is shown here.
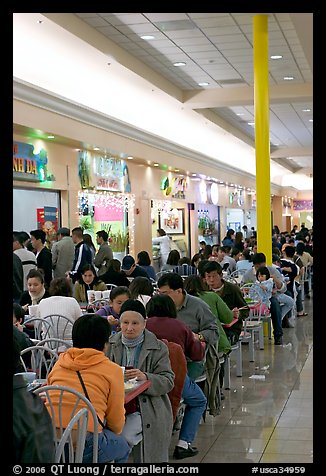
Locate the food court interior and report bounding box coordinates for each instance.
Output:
[13,12,314,465]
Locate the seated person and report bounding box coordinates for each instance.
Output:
[19,269,50,315]
[47,313,130,463]
[38,277,82,340]
[13,332,56,463]
[73,264,107,304]
[146,294,207,460]
[136,251,157,281]
[128,276,154,307]
[96,286,131,333]
[249,266,274,315]
[121,255,150,279]
[107,299,174,463]
[99,259,131,288]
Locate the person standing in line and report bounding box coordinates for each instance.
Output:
[30,229,53,289]
[94,230,113,276]
[51,227,75,279]
[67,227,92,283]
[13,253,24,303]
[83,234,96,263]
[152,228,171,270]
[13,232,37,290]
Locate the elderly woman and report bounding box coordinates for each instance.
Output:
[107,299,174,463]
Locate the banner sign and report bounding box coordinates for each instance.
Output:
[293,200,313,211]
[13,141,55,182]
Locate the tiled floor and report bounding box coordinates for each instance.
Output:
[169,296,313,463]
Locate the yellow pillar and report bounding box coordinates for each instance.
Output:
[253,15,272,265]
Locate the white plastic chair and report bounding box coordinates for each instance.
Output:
[20,345,59,379]
[223,342,243,390]
[55,408,89,463]
[105,283,118,291]
[240,284,264,362]
[37,338,72,354]
[42,314,76,341]
[34,384,99,463]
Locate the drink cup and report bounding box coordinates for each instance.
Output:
[28,305,39,318]
[102,290,110,299]
[87,290,95,303]
[94,291,102,300]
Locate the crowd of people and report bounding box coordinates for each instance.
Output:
[12,222,313,463]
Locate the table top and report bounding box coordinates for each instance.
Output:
[124,379,151,404]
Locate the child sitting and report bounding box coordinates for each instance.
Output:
[249,266,274,315]
[95,286,131,334]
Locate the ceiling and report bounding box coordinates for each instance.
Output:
[13,13,313,189]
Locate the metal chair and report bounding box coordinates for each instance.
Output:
[37,338,72,354]
[223,342,243,390]
[55,408,89,463]
[240,284,264,362]
[24,317,53,340]
[105,283,117,291]
[34,384,99,463]
[20,345,59,379]
[42,314,76,341]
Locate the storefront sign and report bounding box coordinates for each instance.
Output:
[78,151,131,192]
[13,141,55,182]
[293,200,313,211]
[208,183,219,205]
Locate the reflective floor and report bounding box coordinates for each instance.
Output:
[169,296,313,463]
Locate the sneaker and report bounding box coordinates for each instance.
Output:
[274,336,283,345]
[173,444,198,460]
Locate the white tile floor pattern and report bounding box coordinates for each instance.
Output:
[169,296,313,463]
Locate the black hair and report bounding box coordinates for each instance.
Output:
[256,266,270,280]
[96,230,108,242]
[128,277,153,299]
[109,286,131,301]
[30,229,46,244]
[137,250,151,266]
[13,303,25,323]
[166,250,181,265]
[183,275,208,295]
[157,272,184,291]
[202,261,223,275]
[72,313,111,351]
[146,294,177,319]
[26,268,45,284]
[252,253,266,265]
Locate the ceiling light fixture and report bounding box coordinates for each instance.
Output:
[309,119,313,122]
[270,55,283,59]
[140,35,155,40]
[247,122,255,126]
[236,113,245,116]
[198,82,209,86]
[93,147,100,151]
[302,108,311,112]
[173,62,186,67]
[283,76,294,80]
[47,135,55,139]
[153,163,159,167]
[127,156,133,160]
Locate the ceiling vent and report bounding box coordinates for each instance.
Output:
[218,79,246,85]
[154,20,196,31]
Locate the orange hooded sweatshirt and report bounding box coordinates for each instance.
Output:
[47,348,125,433]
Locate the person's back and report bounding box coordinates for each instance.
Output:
[52,228,75,278]
[47,313,130,463]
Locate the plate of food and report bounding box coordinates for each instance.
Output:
[124,378,138,391]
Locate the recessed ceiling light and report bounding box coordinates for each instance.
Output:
[198,82,209,86]
[174,169,180,172]
[47,135,55,139]
[93,147,100,151]
[270,55,283,60]
[309,119,313,122]
[236,113,245,116]
[140,35,155,40]
[173,62,186,67]
[153,163,159,167]
[247,122,255,126]
[127,156,133,160]
[192,173,197,177]
[302,108,311,112]
[283,76,294,80]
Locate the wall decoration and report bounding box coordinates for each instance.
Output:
[159,208,185,235]
[172,176,187,199]
[293,200,313,211]
[13,141,55,182]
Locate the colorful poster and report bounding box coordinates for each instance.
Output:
[37,207,58,242]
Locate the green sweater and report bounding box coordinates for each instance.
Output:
[198,291,233,354]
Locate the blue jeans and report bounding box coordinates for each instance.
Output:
[83,429,131,463]
[179,374,207,444]
[269,296,283,339]
[276,292,295,319]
